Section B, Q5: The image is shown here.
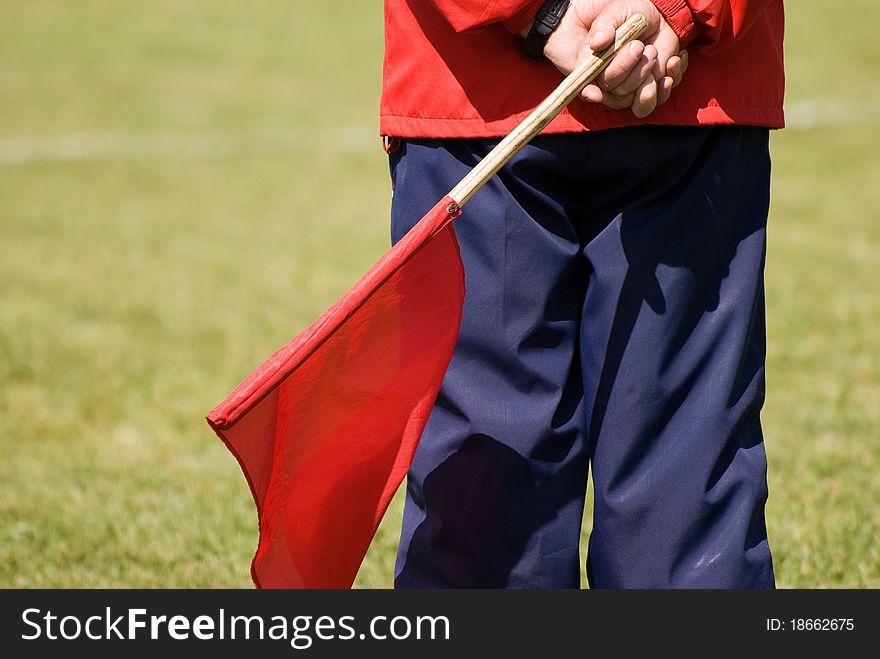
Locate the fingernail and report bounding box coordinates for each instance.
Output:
[681,50,689,64]
[629,41,643,55]
[592,31,608,45]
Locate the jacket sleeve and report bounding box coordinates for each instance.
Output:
[652,0,777,53]
[426,1,547,34]
[428,1,777,50]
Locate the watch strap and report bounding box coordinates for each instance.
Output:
[521,0,571,60]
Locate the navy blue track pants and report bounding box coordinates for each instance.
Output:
[389,125,775,588]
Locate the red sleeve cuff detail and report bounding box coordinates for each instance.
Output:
[651,0,702,47]
[501,0,547,36]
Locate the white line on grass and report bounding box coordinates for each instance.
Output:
[0,100,877,166]
[0,126,376,166]
[785,99,880,130]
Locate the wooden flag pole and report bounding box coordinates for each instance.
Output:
[447,13,648,209]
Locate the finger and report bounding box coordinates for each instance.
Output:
[609,44,658,96]
[631,76,658,118]
[666,55,682,86]
[656,76,673,106]
[589,3,661,51]
[604,90,636,110]
[588,6,627,51]
[666,50,688,89]
[581,83,635,110]
[677,50,689,83]
[580,83,604,104]
[597,40,645,91]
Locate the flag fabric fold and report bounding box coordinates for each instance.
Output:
[207,196,465,588]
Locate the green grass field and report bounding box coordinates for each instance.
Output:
[1,1,877,588]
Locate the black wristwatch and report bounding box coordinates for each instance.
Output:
[521,0,570,60]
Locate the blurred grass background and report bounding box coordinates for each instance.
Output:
[0,1,877,588]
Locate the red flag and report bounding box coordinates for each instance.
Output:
[207,16,646,588]
[207,197,464,588]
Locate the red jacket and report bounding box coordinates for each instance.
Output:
[380,1,785,137]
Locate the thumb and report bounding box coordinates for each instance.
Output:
[587,3,629,51]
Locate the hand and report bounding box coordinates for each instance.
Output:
[543,0,689,118]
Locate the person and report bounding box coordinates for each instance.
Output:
[381,0,784,588]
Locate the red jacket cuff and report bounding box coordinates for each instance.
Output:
[651,0,702,47]
[501,0,547,36]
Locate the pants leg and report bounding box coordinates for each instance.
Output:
[578,125,775,588]
[389,126,775,588]
[390,137,591,588]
